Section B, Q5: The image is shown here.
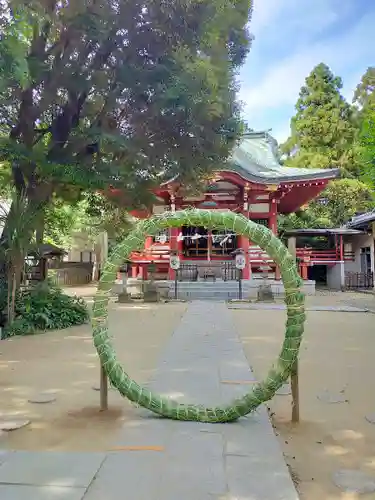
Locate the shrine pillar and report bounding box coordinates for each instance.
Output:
[168,227,179,280]
[237,234,250,280]
[269,198,278,234]
[145,236,153,250]
[270,198,281,280]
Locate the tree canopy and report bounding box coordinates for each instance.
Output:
[281,63,358,177]
[279,63,375,230]
[0,0,252,210]
[355,67,375,189]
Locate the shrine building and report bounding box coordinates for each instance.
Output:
[123,131,340,287]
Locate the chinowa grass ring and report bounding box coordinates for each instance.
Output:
[92,209,305,423]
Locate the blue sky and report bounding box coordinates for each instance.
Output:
[239,0,375,144]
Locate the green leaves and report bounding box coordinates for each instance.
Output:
[282,63,358,177]
[3,282,89,337]
[1,0,252,189]
[358,103,375,188]
[280,63,375,229]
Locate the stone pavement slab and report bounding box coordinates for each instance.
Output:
[0,451,106,488]
[228,302,372,313]
[84,301,299,499]
[0,485,87,500]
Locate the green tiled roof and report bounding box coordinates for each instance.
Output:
[226,132,340,183]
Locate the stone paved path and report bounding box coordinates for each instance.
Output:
[228,303,374,313]
[0,301,299,499]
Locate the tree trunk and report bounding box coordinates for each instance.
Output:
[36,210,45,245]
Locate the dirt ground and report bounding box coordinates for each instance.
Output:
[233,291,375,500]
[0,299,187,451]
[1,285,375,499]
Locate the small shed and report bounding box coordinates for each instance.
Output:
[25,243,66,283]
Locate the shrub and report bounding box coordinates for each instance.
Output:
[3,281,89,337]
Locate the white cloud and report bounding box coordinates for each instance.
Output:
[251,0,339,41]
[239,8,375,142]
[241,14,375,115]
[250,0,285,33]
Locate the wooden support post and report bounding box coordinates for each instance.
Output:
[287,236,300,423]
[100,363,108,411]
[291,358,300,422]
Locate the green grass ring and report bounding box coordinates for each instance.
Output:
[92,209,305,423]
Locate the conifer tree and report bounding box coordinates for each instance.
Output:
[281,63,357,176]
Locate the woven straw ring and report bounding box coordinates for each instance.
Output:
[92,209,305,423]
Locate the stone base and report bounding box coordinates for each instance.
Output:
[160,279,316,300]
[256,282,275,302]
[117,292,132,303]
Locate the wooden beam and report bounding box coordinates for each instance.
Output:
[100,363,108,411]
[287,236,300,423]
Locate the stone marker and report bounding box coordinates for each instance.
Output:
[333,469,375,494]
[92,385,113,391]
[365,414,375,425]
[317,390,347,404]
[117,291,132,303]
[28,393,56,404]
[277,384,291,396]
[0,419,30,431]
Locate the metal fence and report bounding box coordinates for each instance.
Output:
[176,264,199,282]
[344,271,374,290]
[222,262,240,281]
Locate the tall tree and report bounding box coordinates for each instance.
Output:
[353,67,375,187]
[281,63,358,177]
[0,0,253,285]
[353,67,375,110]
[357,101,375,189]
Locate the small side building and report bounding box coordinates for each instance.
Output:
[283,228,369,290]
[284,210,375,292]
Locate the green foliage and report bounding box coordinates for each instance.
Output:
[0,0,252,202]
[281,63,358,177]
[353,67,375,109]
[354,68,375,189]
[279,64,375,230]
[3,282,89,337]
[43,198,85,247]
[358,104,375,188]
[43,192,135,248]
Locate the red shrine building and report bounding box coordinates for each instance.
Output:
[125,132,340,285]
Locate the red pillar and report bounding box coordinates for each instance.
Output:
[145,236,153,250]
[168,227,178,279]
[177,230,184,256]
[131,265,138,278]
[237,234,250,280]
[301,263,308,280]
[139,264,148,280]
[269,197,279,278]
[269,198,278,234]
[275,266,281,280]
[339,235,344,261]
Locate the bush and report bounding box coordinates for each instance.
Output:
[3,281,89,337]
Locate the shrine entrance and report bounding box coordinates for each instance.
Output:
[181,226,237,260]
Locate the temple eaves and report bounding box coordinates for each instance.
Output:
[161,131,340,186]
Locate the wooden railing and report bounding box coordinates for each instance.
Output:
[296,248,355,262]
[131,244,356,264]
